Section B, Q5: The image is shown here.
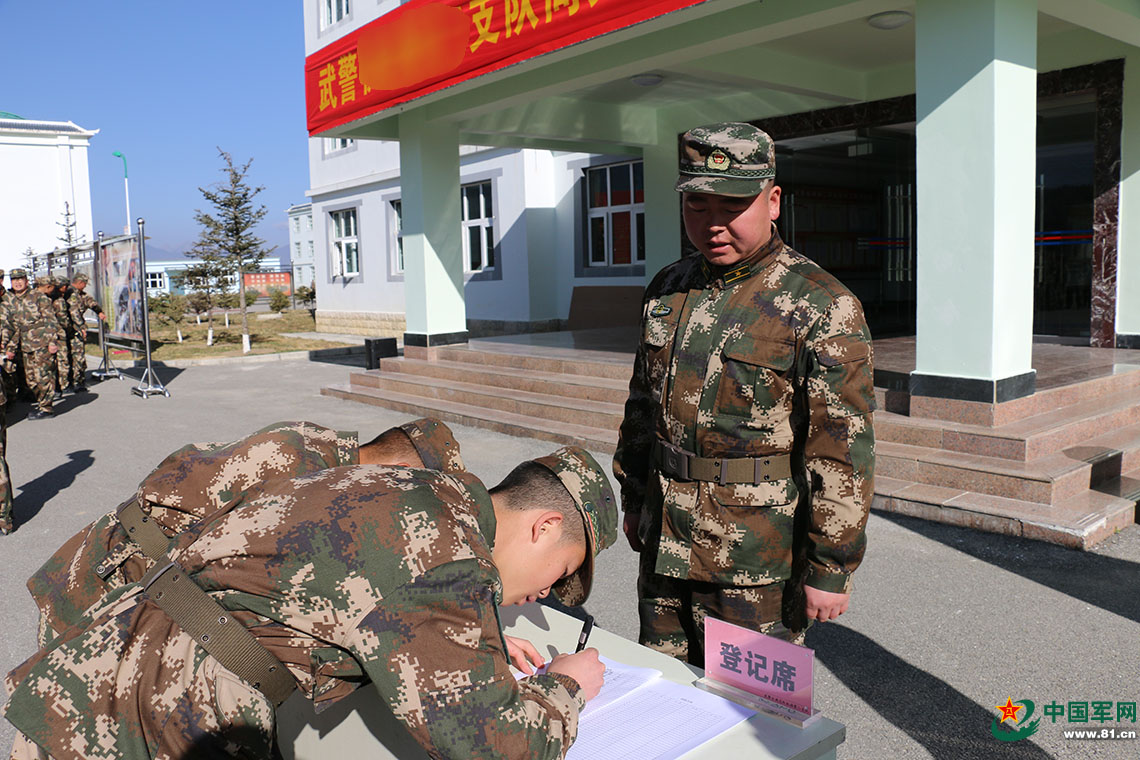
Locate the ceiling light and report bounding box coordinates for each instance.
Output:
[630,73,664,88]
[867,10,912,30]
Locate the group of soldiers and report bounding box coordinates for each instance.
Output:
[0,267,106,535]
[0,267,105,418]
[1,122,875,759]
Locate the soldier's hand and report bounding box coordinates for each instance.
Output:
[98,313,106,321]
[623,512,643,552]
[548,649,605,701]
[504,635,545,675]
[804,586,849,622]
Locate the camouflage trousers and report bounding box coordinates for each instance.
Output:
[637,550,808,666]
[54,340,70,392]
[21,350,55,412]
[0,407,12,534]
[69,331,89,386]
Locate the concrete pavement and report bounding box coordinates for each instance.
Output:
[1,355,1137,759]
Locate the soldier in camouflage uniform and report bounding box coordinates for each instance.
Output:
[614,123,875,665]
[46,278,71,397]
[65,272,104,392]
[4,446,615,760]
[0,301,12,535]
[1,270,61,419]
[28,417,466,647]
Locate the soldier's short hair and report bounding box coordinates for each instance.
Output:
[361,427,424,468]
[489,462,585,547]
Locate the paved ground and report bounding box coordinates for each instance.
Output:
[1,356,1138,759]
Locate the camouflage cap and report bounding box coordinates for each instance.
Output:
[676,122,777,197]
[34,274,54,287]
[9,268,27,280]
[398,417,465,473]
[532,446,617,607]
[72,272,90,284]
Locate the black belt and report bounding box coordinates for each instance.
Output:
[653,440,792,485]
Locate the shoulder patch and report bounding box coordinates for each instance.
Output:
[648,304,673,318]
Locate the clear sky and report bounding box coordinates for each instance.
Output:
[1,1,310,261]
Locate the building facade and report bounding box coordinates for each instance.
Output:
[0,113,97,274]
[287,202,316,291]
[304,0,1140,405]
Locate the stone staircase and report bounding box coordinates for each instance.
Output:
[873,367,1140,548]
[322,342,630,453]
[322,340,1140,549]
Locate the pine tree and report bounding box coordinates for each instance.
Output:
[191,149,276,353]
[56,202,85,248]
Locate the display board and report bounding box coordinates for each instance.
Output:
[97,235,145,346]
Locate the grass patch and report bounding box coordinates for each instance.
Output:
[113,310,356,361]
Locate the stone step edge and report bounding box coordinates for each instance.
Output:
[463,339,635,366]
[874,477,1136,550]
[432,345,633,380]
[876,440,1089,485]
[322,383,619,454]
[375,357,630,390]
[349,369,625,416]
[874,384,1140,447]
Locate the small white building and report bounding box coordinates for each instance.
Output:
[287,202,316,291]
[145,257,283,296]
[0,113,97,274]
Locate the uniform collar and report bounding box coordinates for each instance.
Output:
[699,225,783,288]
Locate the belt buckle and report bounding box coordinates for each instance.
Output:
[663,444,688,481]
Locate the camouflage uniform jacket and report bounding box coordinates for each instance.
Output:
[67,288,101,330]
[27,421,360,647]
[0,288,60,354]
[51,294,70,337]
[5,465,584,760]
[614,231,875,593]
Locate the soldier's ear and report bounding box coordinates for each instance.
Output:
[530,510,564,545]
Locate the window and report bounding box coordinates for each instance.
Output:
[461,181,495,272]
[305,214,313,231]
[323,137,355,155]
[586,161,645,266]
[391,200,405,274]
[146,271,166,290]
[320,0,350,30]
[294,241,302,263]
[330,208,359,277]
[292,217,301,234]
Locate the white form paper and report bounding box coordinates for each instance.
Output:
[565,657,754,760]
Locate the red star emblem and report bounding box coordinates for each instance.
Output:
[995,697,1023,724]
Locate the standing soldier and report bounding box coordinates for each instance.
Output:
[614,123,875,664]
[66,272,104,392]
[0,269,7,301]
[48,277,71,398]
[2,270,62,419]
[0,297,12,535]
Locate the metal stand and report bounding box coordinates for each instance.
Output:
[92,320,123,381]
[131,219,169,398]
[91,232,122,381]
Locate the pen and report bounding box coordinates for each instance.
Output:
[574,614,595,653]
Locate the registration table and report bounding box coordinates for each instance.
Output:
[278,604,845,759]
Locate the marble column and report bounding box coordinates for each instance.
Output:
[1115,55,1140,347]
[398,110,467,353]
[911,0,1038,404]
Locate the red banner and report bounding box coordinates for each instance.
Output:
[306,0,709,135]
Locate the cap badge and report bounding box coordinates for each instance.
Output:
[706,149,731,171]
[649,304,672,317]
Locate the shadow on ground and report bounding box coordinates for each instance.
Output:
[14,449,94,529]
[875,511,1140,624]
[807,624,1056,760]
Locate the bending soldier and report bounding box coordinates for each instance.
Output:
[29,417,466,646]
[5,446,616,760]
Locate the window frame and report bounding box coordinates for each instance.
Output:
[329,207,360,279]
[145,271,166,291]
[584,160,645,268]
[319,0,351,31]
[460,180,496,274]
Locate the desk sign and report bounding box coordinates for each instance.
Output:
[697,617,820,728]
